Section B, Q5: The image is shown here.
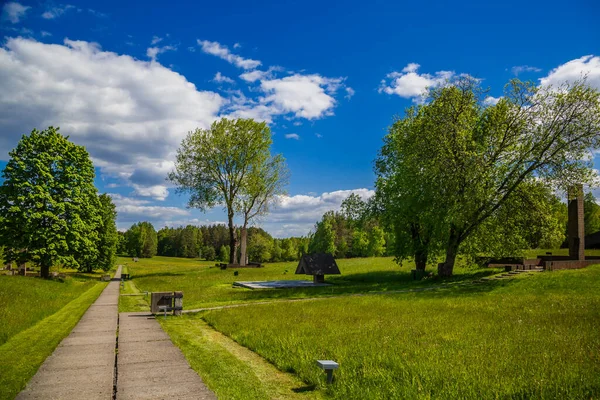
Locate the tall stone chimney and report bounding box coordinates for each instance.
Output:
[567,184,585,260]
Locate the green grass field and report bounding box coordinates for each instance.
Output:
[0,275,98,345]
[118,255,501,310]
[120,253,600,399]
[197,265,600,399]
[0,267,115,400]
[0,282,108,399]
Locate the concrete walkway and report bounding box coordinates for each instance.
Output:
[17,266,215,399]
[17,266,122,400]
[117,312,215,399]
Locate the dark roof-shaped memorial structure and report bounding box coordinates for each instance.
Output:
[295,253,341,276]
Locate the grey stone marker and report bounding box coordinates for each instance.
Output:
[316,360,339,384]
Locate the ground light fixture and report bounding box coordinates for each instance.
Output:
[316,360,339,384]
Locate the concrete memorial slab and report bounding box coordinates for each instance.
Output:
[233,280,331,289]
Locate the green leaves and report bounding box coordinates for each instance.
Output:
[376,78,600,276]
[169,118,287,264]
[125,221,157,258]
[0,127,110,277]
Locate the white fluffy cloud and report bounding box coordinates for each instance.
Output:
[511,65,541,76]
[198,40,349,121]
[483,96,501,106]
[285,133,300,140]
[0,37,222,198]
[345,87,355,99]
[146,45,176,61]
[2,2,30,23]
[132,184,169,201]
[151,36,163,45]
[379,63,456,102]
[109,193,191,228]
[540,55,600,90]
[213,72,235,84]
[260,74,342,119]
[227,73,347,122]
[197,40,261,69]
[239,69,269,82]
[42,4,75,19]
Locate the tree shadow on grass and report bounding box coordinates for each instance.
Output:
[66,273,104,282]
[401,276,523,299]
[291,384,317,393]
[223,269,506,304]
[132,272,186,279]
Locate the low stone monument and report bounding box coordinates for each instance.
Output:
[150,291,183,316]
[295,253,341,283]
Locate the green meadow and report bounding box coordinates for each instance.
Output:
[0,271,110,400]
[120,254,600,399]
[0,273,101,345]
[117,255,500,310]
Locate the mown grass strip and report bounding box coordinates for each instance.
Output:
[118,279,149,313]
[0,282,107,400]
[0,276,98,345]
[160,315,322,400]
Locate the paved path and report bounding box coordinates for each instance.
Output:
[117,312,215,400]
[17,266,215,399]
[17,266,122,400]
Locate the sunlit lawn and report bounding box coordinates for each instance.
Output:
[0,269,110,400]
[118,255,503,310]
[0,270,108,345]
[195,265,600,399]
[121,253,600,399]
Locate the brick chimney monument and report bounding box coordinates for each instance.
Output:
[567,184,585,261]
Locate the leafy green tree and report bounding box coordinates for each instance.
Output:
[117,231,127,255]
[0,127,101,278]
[218,245,229,262]
[202,245,216,261]
[94,194,118,272]
[340,193,368,227]
[247,229,273,263]
[179,225,202,258]
[462,180,567,258]
[375,109,443,270]
[236,154,287,266]
[125,222,157,258]
[377,78,600,276]
[169,118,275,264]
[309,215,337,255]
[367,226,386,257]
[584,192,600,235]
[271,240,282,262]
[351,229,368,257]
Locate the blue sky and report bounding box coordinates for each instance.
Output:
[1,0,599,237]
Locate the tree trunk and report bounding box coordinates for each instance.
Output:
[414,249,428,271]
[411,223,429,271]
[227,212,237,264]
[40,261,50,279]
[240,225,247,266]
[438,228,461,277]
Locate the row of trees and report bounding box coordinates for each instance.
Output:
[118,221,311,263]
[308,194,391,258]
[118,186,600,264]
[374,78,600,276]
[0,128,119,278]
